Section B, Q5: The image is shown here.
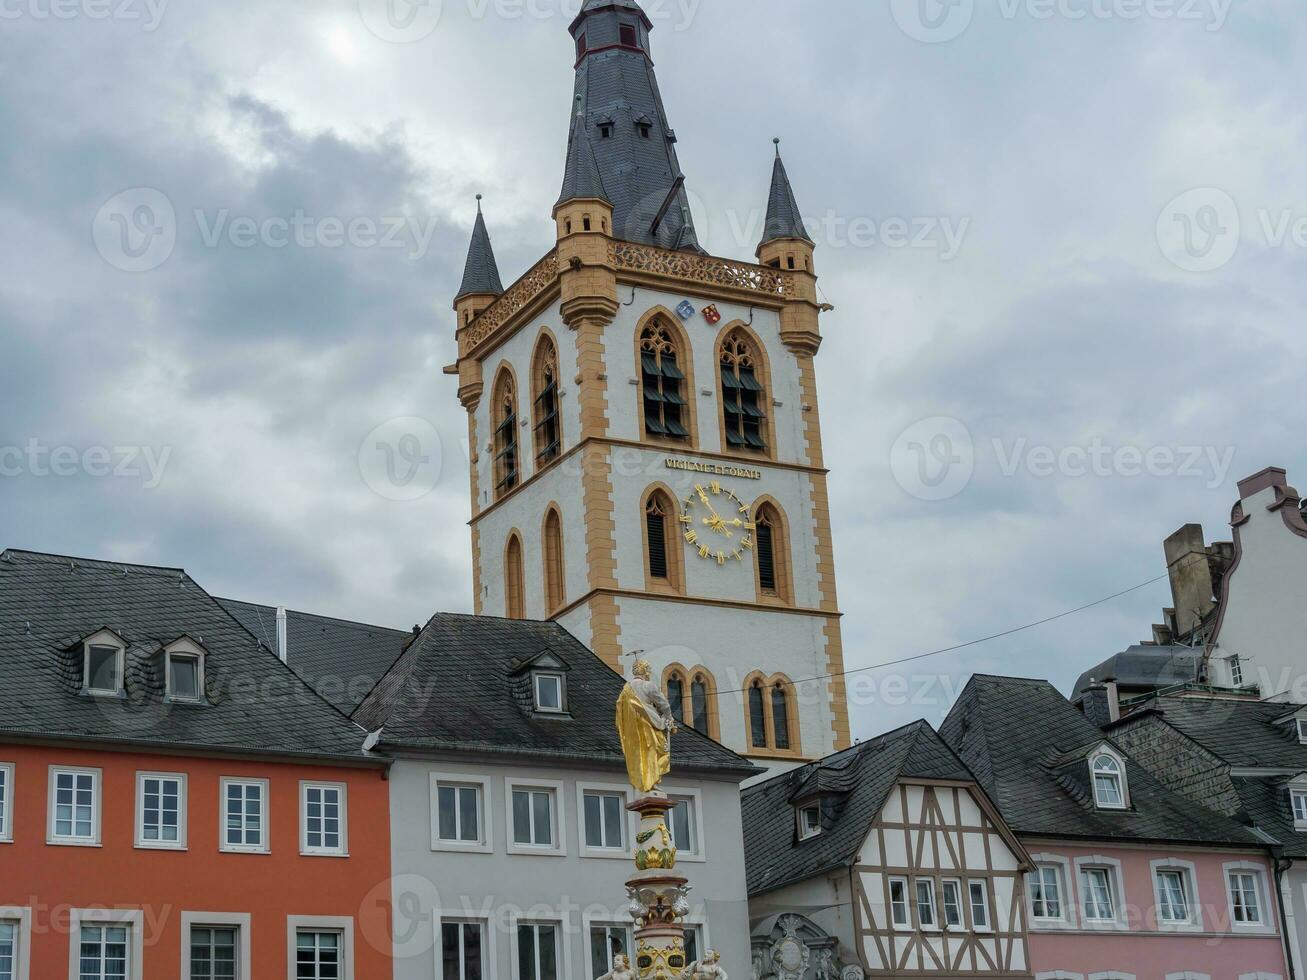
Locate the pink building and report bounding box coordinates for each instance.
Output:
[943,676,1291,980]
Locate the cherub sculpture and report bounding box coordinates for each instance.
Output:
[683,948,728,980]
[599,954,636,980]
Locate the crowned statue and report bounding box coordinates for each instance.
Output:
[616,658,677,794]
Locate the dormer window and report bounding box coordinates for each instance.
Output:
[637,121,652,139]
[163,638,206,702]
[797,803,821,841]
[600,123,614,140]
[82,630,126,696]
[619,23,638,48]
[1296,719,1307,745]
[1091,752,1127,810]
[534,672,565,714]
[576,33,587,58]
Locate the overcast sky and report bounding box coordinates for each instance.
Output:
[1,0,1303,741]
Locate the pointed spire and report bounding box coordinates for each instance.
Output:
[760,138,812,249]
[456,195,504,300]
[557,97,610,207]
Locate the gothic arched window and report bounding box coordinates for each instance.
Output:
[771,683,792,751]
[753,501,791,603]
[667,672,686,725]
[533,336,561,467]
[643,487,683,592]
[748,680,768,749]
[745,672,800,755]
[690,672,711,735]
[505,533,525,620]
[492,368,520,498]
[719,329,768,453]
[639,320,690,442]
[543,507,565,614]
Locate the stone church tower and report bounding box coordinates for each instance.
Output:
[447,0,850,770]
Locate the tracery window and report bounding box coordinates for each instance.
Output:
[640,322,690,441]
[719,330,767,452]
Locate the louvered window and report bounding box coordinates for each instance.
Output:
[757,513,777,593]
[640,323,690,440]
[720,331,767,452]
[749,682,767,748]
[646,496,670,579]
[771,683,791,750]
[534,341,561,466]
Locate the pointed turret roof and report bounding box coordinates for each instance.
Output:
[556,99,610,207]
[455,196,504,300]
[564,0,701,252]
[759,139,812,249]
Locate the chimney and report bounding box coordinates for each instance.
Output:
[275,607,288,663]
[1079,681,1121,728]
[1164,524,1217,636]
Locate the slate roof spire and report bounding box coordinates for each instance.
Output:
[760,138,813,249]
[455,195,504,300]
[565,0,702,252]
[556,97,610,207]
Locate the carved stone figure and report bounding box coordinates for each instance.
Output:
[599,954,637,980]
[616,658,677,793]
[769,917,810,980]
[683,949,728,980]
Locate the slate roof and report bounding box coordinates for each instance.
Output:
[939,675,1265,848]
[557,102,611,207]
[1073,644,1200,699]
[353,612,755,779]
[1116,696,1307,857]
[217,598,411,714]
[455,200,504,299]
[0,550,374,762]
[565,0,701,251]
[742,721,977,896]
[759,142,812,249]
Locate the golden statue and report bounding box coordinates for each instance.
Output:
[616,659,677,794]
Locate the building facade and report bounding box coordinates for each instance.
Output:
[0,549,393,980]
[447,0,850,771]
[349,614,757,980]
[941,675,1292,980]
[744,723,1034,979]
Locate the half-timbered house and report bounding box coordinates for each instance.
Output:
[743,721,1034,979]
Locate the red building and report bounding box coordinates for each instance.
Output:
[0,550,392,979]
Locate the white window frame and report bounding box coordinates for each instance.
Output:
[219,777,270,854]
[915,878,939,931]
[662,785,705,863]
[0,763,13,843]
[286,915,354,980]
[433,909,496,980]
[68,908,143,980]
[941,878,964,929]
[577,781,633,859]
[1229,656,1245,688]
[1297,718,1307,745]
[509,916,570,980]
[888,877,911,931]
[1151,859,1203,931]
[1027,854,1076,928]
[180,911,251,980]
[47,765,102,846]
[0,907,32,980]
[82,630,126,697]
[967,879,992,932]
[796,802,821,841]
[505,778,566,856]
[300,781,348,857]
[164,639,206,703]
[1088,974,1136,980]
[533,672,566,714]
[581,913,635,980]
[1074,856,1127,930]
[680,914,711,970]
[1164,974,1212,980]
[1225,862,1274,933]
[1290,781,1307,830]
[134,771,187,850]
[431,773,492,854]
[1090,749,1128,811]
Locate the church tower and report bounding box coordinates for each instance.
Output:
[447,0,850,771]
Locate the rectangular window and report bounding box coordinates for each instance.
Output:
[1293,791,1307,826]
[941,880,963,928]
[512,788,556,848]
[437,783,483,844]
[667,797,698,857]
[0,763,12,842]
[534,673,564,713]
[0,922,15,980]
[1156,869,1191,923]
[1081,867,1116,921]
[190,926,238,980]
[589,925,631,980]
[915,879,937,929]
[85,645,122,695]
[221,779,268,852]
[1230,656,1244,688]
[50,767,99,844]
[1230,871,1263,924]
[968,881,991,930]
[583,792,625,850]
[517,924,559,980]
[80,924,129,980]
[1297,719,1307,744]
[168,654,201,701]
[137,773,185,848]
[1028,865,1063,920]
[683,926,702,967]
[889,878,910,928]
[619,23,637,47]
[442,921,483,980]
[797,804,821,841]
[295,930,341,980]
[302,783,346,856]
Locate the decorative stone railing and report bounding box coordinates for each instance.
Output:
[610,241,797,299]
[461,250,559,352]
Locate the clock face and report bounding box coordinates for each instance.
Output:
[679,482,756,566]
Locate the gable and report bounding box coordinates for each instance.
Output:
[860,781,1025,875]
